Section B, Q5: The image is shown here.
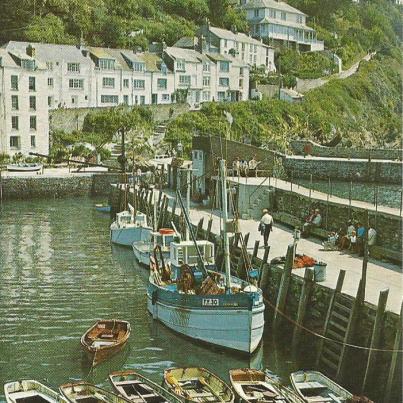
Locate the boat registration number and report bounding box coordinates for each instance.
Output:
[202,298,219,307]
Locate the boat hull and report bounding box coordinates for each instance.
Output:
[7,164,42,172]
[95,205,111,213]
[147,282,264,354]
[110,225,151,247]
[133,243,170,267]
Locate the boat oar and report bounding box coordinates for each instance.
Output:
[199,377,224,402]
[166,374,190,398]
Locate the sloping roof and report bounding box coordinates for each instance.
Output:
[243,0,306,15]
[206,52,248,67]
[165,46,202,63]
[88,47,116,60]
[173,36,198,49]
[0,48,19,68]
[258,16,314,30]
[208,26,271,47]
[138,52,168,72]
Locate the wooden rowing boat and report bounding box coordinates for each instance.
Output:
[164,367,234,403]
[229,369,304,403]
[4,380,68,403]
[60,382,129,403]
[290,371,353,402]
[80,319,131,366]
[109,370,182,403]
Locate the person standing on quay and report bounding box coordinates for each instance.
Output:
[259,209,273,246]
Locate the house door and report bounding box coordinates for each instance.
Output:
[152,94,158,104]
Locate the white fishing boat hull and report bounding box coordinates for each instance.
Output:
[133,242,171,267]
[110,225,151,247]
[7,163,42,172]
[4,380,67,403]
[147,281,265,354]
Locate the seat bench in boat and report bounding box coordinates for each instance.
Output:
[10,391,52,403]
[297,382,326,390]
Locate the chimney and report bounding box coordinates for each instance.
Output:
[26,44,36,58]
[198,35,207,54]
[231,25,238,34]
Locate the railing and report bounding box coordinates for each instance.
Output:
[248,175,271,206]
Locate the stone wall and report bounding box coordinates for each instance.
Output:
[283,156,402,184]
[1,173,119,200]
[291,140,402,161]
[273,187,402,251]
[49,104,190,134]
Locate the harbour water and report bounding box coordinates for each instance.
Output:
[0,197,313,399]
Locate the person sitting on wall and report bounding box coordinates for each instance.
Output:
[367,226,377,256]
[339,220,355,250]
[322,230,339,250]
[301,209,321,237]
[232,157,240,177]
[356,222,366,256]
[240,159,248,177]
[349,230,357,253]
[248,155,259,177]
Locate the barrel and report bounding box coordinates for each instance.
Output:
[314,262,327,282]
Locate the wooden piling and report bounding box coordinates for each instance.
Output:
[383,302,402,403]
[273,244,294,329]
[252,240,260,262]
[258,246,271,291]
[361,288,389,393]
[206,218,213,241]
[196,218,204,239]
[292,267,314,349]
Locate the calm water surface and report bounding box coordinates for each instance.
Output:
[0,197,306,400]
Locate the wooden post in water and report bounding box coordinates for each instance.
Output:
[292,267,314,349]
[252,240,260,263]
[273,244,294,329]
[258,246,271,290]
[205,217,213,241]
[383,301,402,403]
[361,288,389,393]
[196,217,204,239]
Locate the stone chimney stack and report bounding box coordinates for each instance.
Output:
[26,44,36,58]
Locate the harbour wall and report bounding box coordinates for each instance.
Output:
[0,173,120,200]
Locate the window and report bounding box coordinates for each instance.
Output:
[11,75,18,90]
[203,76,210,87]
[297,15,303,23]
[161,94,170,102]
[22,59,35,70]
[48,96,53,107]
[254,9,259,17]
[219,77,229,87]
[123,79,129,88]
[240,67,244,77]
[219,61,229,72]
[217,91,226,101]
[203,91,210,101]
[269,9,276,18]
[46,62,53,71]
[239,78,243,88]
[254,45,257,53]
[102,77,115,88]
[123,95,129,105]
[157,78,167,90]
[31,135,36,148]
[203,62,210,72]
[10,136,20,149]
[133,62,145,72]
[67,62,80,72]
[101,95,119,104]
[29,76,36,91]
[281,11,286,20]
[11,95,18,110]
[254,55,257,64]
[12,116,19,130]
[99,58,115,70]
[176,59,185,71]
[133,79,145,89]
[71,96,77,105]
[224,39,228,47]
[30,116,37,130]
[29,96,36,111]
[48,77,54,87]
[179,75,191,86]
[69,79,84,89]
[140,96,145,104]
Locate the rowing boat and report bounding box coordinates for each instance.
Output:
[4,380,67,403]
[60,382,129,403]
[109,370,182,403]
[80,319,131,366]
[164,367,234,403]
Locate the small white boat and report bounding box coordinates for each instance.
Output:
[60,382,129,403]
[95,203,111,213]
[109,370,182,403]
[230,369,304,403]
[7,163,42,172]
[290,371,353,403]
[110,204,152,247]
[164,367,235,403]
[4,380,68,403]
[132,228,179,266]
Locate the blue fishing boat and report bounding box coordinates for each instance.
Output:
[95,203,111,213]
[110,204,152,247]
[146,160,265,354]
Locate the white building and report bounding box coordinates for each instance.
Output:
[0,47,49,156]
[241,0,324,51]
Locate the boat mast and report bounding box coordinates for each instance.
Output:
[186,166,191,241]
[219,159,231,293]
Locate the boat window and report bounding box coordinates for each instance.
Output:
[136,215,145,223]
[164,235,174,246]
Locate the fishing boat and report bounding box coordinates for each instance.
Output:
[290,371,353,403]
[109,370,182,403]
[7,163,42,172]
[132,228,180,266]
[164,367,234,403]
[4,380,68,403]
[229,369,304,403]
[110,203,152,247]
[80,319,131,366]
[147,160,265,354]
[95,203,111,213]
[60,382,129,403]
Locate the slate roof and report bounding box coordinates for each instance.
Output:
[208,26,270,47]
[243,0,306,15]
[258,16,314,30]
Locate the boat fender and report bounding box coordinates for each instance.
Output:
[152,290,158,305]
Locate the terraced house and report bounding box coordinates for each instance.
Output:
[241,0,324,51]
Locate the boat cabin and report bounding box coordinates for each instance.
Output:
[116,211,148,228]
[170,240,215,268]
[152,229,180,250]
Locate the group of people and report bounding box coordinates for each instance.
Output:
[232,156,260,177]
[323,219,377,256]
[301,209,322,237]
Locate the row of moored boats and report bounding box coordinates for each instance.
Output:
[4,368,354,403]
